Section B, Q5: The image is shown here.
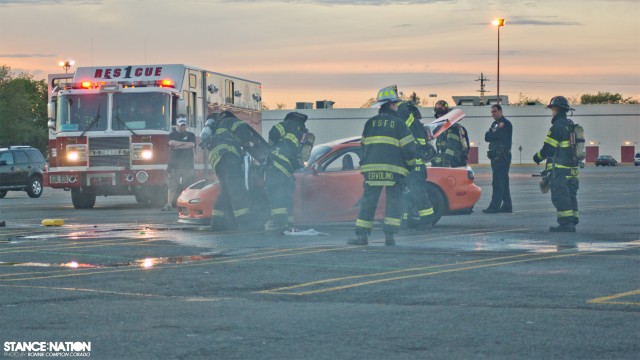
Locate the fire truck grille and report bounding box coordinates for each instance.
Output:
[88,137,131,168]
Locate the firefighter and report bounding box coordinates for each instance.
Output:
[264,111,309,233]
[431,100,469,167]
[397,101,435,230]
[349,85,416,246]
[533,96,580,232]
[201,111,254,231]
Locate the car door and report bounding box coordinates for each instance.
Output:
[0,151,18,186]
[12,150,30,186]
[296,148,367,223]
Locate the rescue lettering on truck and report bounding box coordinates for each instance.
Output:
[46,64,261,209]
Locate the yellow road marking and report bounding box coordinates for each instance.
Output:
[587,289,640,306]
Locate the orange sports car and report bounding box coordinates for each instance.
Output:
[177,136,481,227]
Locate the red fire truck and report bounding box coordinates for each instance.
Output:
[46,64,262,209]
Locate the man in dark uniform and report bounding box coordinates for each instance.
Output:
[431,100,469,167]
[162,115,195,211]
[533,96,580,232]
[349,85,416,246]
[264,111,309,233]
[397,101,435,230]
[202,111,254,231]
[483,104,513,213]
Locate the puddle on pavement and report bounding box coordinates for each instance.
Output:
[0,253,219,269]
[471,240,640,254]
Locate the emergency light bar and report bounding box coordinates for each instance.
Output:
[61,79,175,91]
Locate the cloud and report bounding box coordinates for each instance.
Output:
[503,16,581,26]
[0,53,56,58]
[0,0,99,5]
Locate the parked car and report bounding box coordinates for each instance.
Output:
[177,137,481,228]
[634,153,640,166]
[0,146,47,198]
[595,155,618,166]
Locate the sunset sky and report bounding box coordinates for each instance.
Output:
[1,0,638,108]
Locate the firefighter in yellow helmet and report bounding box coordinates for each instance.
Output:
[349,85,417,246]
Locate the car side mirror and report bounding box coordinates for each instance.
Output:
[312,163,320,175]
[0,160,6,166]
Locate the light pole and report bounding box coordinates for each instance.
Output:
[58,59,75,74]
[492,18,505,104]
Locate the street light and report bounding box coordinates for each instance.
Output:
[58,59,75,74]
[492,18,505,104]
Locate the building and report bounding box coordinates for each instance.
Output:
[264,104,640,165]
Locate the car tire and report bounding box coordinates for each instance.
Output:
[26,177,43,198]
[0,190,7,199]
[425,183,445,226]
[71,187,96,209]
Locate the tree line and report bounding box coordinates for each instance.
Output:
[0,65,49,154]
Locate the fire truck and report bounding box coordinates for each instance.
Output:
[46,64,262,209]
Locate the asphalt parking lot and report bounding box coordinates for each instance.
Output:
[1,165,639,360]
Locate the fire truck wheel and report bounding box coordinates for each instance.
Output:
[71,187,96,209]
[135,185,167,207]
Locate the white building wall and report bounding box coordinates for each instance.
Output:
[264,105,640,165]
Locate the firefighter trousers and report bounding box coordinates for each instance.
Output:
[356,182,403,235]
[211,154,251,231]
[550,169,579,225]
[265,165,295,228]
[403,165,434,227]
[488,154,512,210]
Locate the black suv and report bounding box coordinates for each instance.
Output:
[0,146,47,198]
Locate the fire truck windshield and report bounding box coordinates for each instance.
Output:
[112,93,171,131]
[57,94,108,132]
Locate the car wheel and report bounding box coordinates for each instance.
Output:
[71,187,96,209]
[425,183,445,226]
[26,177,43,198]
[0,190,7,199]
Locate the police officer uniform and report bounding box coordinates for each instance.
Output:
[349,86,416,246]
[397,101,435,230]
[203,111,254,231]
[264,112,309,233]
[533,96,579,232]
[483,105,513,213]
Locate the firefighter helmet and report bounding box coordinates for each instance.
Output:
[434,100,449,118]
[372,85,402,108]
[546,96,575,111]
[284,111,308,123]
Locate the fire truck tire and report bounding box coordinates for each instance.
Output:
[71,187,96,209]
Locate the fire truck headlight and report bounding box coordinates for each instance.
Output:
[141,149,153,160]
[132,143,153,161]
[65,144,87,162]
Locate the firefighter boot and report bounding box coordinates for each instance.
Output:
[347,233,368,246]
[384,232,396,246]
[549,223,576,232]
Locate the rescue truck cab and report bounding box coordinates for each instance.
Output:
[46,64,261,209]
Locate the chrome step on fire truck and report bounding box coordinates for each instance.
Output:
[46,64,262,209]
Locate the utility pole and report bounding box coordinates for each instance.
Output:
[476,73,490,105]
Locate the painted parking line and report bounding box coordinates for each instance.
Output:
[587,289,640,306]
[259,240,640,296]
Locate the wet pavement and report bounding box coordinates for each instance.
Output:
[1,165,639,359]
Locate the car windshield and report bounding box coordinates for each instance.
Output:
[112,92,171,131]
[57,94,108,132]
[307,145,332,167]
